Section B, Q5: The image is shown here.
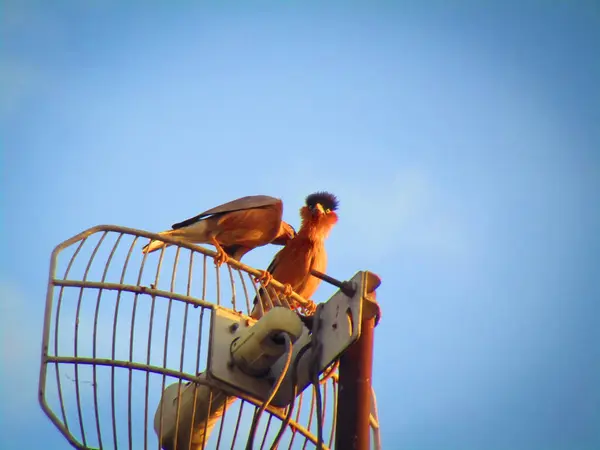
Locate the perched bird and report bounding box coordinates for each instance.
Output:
[251,191,339,318]
[142,195,296,266]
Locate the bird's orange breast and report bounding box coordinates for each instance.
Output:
[270,236,327,300]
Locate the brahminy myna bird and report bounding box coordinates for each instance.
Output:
[250,191,339,318]
[142,195,296,266]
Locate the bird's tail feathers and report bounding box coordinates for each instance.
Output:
[141,230,175,254]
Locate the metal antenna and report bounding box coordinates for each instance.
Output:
[39,225,382,449]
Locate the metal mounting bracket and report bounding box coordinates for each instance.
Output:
[207,271,374,407]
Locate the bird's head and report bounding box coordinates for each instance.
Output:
[271,221,297,246]
[300,191,339,235]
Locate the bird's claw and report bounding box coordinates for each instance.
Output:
[254,270,273,287]
[282,283,294,298]
[213,249,229,267]
[303,300,317,315]
[295,299,317,315]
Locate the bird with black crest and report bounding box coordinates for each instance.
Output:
[251,191,339,319]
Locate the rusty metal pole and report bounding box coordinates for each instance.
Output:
[335,272,381,450]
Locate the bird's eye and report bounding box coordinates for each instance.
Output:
[325,208,331,214]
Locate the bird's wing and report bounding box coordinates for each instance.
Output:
[213,207,279,247]
[270,247,314,292]
[172,195,281,229]
[251,250,314,312]
[264,248,283,275]
[293,251,325,299]
[249,250,281,316]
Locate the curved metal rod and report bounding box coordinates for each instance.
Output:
[50,224,314,310]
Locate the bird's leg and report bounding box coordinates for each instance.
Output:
[210,236,229,267]
[254,270,273,287]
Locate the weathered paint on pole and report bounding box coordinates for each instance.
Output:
[335,272,381,450]
[336,316,375,449]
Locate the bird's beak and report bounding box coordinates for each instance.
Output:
[313,203,325,216]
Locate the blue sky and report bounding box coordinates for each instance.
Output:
[2,1,600,449]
